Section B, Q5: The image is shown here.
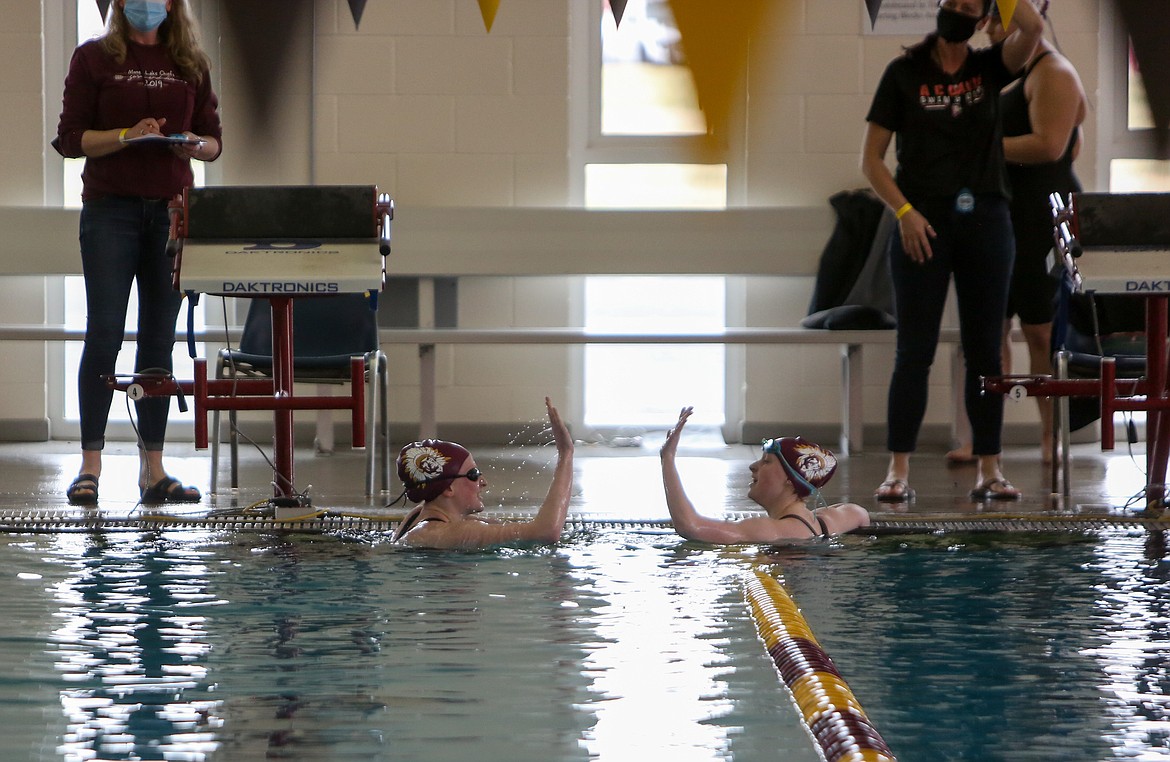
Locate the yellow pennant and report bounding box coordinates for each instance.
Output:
[478,0,500,32]
[996,0,1017,28]
[668,0,773,153]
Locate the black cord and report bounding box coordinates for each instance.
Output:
[216,296,300,497]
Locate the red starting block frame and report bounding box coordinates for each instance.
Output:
[981,192,1170,511]
[105,323,366,502]
[109,185,392,505]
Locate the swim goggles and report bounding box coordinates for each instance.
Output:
[425,467,482,484]
[384,467,483,507]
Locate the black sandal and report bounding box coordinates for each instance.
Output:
[141,476,202,504]
[67,473,99,505]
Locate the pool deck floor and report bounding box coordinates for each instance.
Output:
[1,430,1167,533]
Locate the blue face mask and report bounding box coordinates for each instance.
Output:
[123,0,169,33]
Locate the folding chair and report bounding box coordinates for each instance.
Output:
[1050,281,1147,496]
[210,293,390,496]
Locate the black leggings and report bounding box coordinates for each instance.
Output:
[886,197,1015,455]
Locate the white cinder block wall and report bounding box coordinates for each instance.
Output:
[0,0,1103,447]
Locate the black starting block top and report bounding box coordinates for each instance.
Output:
[172,185,391,296]
[1062,192,1170,294]
[185,185,379,240]
[1073,192,1170,249]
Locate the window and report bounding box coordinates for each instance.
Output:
[583,276,726,429]
[1104,13,1170,192]
[600,0,703,137]
[579,0,729,208]
[574,1,738,433]
[584,163,726,209]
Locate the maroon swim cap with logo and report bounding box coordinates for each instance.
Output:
[396,439,473,503]
[764,436,838,498]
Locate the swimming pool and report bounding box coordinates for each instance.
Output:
[1,520,1168,761]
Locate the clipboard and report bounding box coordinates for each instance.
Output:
[123,133,206,146]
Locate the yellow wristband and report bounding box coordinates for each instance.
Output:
[118,128,130,144]
[895,202,913,220]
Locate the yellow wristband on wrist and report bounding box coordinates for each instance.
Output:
[895,202,913,220]
[118,128,130,145]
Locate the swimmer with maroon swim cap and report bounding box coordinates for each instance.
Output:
[659,406,870,542]
[391,397,574,549]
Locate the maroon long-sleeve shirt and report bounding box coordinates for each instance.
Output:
[54,38,222,200]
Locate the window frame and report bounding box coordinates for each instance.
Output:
[1098,4,1170,186]
[567,2,746,436]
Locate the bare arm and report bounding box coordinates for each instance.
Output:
[999,0,1044,74]
[660,406,729,541]
[1003,55,1085,164]
[515,396,574,542]
[659,407,814,544]
[861,121,935,264]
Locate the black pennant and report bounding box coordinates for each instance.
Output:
[96,0,111,22]
[347,0,368,29]
[610,0,629,27]
[864,0,882,29]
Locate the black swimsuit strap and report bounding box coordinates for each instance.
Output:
[393,508,442,541]
[1024,49,1052,78]
[777,512,824,538]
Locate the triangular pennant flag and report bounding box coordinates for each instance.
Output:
[478,0,501,32]
[96,0,111,22]
[1117,0,1170,145]
[864,0,882,30]
[668,0,772,151]
[347,0,368,29]
[995,0,1017,29]
[610,0,630,28]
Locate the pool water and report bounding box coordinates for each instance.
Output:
[775,530,1170,761]
[0,529,816,762]
[1,527,1168,760]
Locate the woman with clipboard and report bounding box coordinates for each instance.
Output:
[53,0,222,506]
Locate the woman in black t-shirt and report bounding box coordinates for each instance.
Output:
[861,0,1042,503]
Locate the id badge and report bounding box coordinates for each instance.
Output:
[955,188,975,214]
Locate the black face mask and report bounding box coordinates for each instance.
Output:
[937,7,979,42]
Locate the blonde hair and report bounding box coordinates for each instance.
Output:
[100,0,211,84]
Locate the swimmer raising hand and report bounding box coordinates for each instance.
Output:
[660,407,870,543]
[393,397,574,549]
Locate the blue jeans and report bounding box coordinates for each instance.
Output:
[886,196,1015,455]
[78,197,182,452]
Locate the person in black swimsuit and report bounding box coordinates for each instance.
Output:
[948,0,1087,465]
[659,407,870,542]
[391,397,574,549]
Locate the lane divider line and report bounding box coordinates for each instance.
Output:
[745,569,897,762]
